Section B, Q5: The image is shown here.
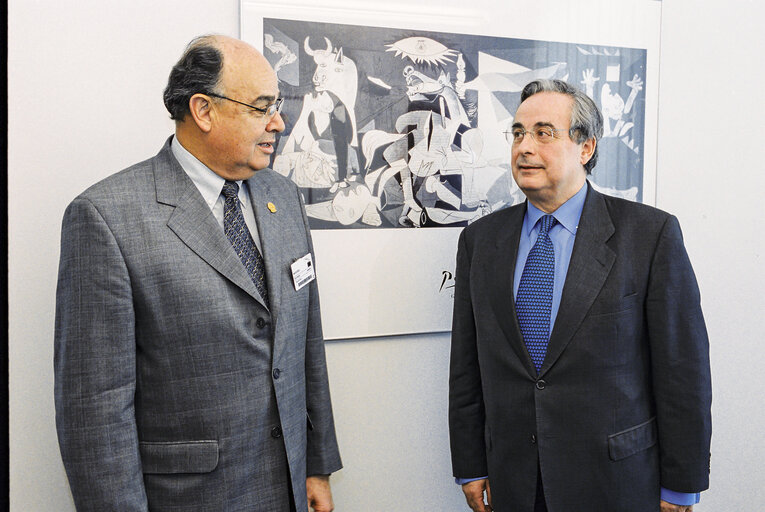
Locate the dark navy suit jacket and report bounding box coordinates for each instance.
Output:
[449,183,711,511]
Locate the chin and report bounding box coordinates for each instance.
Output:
[515,175,548,191]
[249,158,272,172]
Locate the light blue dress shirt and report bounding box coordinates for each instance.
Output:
[512,183,587,317]
[457,183,700,506]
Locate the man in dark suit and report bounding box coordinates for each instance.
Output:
[449,79,711,512]
[54,35,341,511]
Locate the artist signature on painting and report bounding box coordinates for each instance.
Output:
[440,270,455,297]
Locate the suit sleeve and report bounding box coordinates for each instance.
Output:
[296,188,343,476]
[646,215,712,492]
[54,197,149,511]
[448,229,488,478]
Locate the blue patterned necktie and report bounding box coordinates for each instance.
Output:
[222,180,269,308]
[516,214,557,373]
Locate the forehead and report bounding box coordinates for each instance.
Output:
[514,92,573,127]
[220,40,279,99]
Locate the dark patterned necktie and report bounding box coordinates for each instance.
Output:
[516,214,557,373]
[222,181,269,308]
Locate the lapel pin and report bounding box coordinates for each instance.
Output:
[267,202,277,213]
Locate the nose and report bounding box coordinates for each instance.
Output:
[266,110,286,133]
[515,132,536,154]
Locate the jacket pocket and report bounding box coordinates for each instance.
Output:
[589,291,641,317]
[608,417,657,461]
[139,440,219,474]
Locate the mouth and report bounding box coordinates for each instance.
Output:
[516,163,544,171]
[257,141,276,154]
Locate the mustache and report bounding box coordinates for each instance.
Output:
[515,160,545,168]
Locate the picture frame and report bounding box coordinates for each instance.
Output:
[241,0,662,340]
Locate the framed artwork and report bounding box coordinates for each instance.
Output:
[241,1,661,339]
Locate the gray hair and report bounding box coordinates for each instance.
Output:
[520,79,603,173]
[163,35,224,121]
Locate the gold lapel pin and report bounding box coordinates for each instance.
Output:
[267,202,277,213]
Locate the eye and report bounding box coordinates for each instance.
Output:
[511,128,525,141]
[535,127,554,141]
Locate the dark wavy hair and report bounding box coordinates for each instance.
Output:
[163,35,224,121]
[520,79,604,173]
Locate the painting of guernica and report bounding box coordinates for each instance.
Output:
[262,18,647,229]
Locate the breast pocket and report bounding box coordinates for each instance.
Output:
[589,291,641,317]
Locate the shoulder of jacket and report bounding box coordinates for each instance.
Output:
[74,156,156,205]
[598,190,672,221]
[464,202,524,234]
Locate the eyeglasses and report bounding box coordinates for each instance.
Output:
[206,93,284,118]
[505,126,571,145]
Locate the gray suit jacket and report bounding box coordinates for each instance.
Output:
[55,138,342,511]
[449,183,711,511]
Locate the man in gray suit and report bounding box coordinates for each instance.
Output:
[449,80,711,512]
[55,35,342,511]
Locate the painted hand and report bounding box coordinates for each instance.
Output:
[627,74,644,92]
[581,68,600,89]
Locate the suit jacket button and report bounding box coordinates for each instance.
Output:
[272,368,281,380]
[256,318,266,329]
[535,380,546,390]
[531,434,537,444]
[271,426,282,438]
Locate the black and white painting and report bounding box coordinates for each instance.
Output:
[263,19,646,229]
[241,1,661,339]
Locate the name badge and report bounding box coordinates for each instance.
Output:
[291,253,316,291]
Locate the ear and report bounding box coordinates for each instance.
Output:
[188,93,214,133]
[580,137,596,166]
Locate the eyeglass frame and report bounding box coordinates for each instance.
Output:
[504,125,574,145]
[205,92,284,118]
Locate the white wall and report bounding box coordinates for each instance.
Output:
[8,1,765,510]
[657,1,765,508]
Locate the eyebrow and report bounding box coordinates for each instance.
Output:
[511,121,557,129]
[249,94,279,105]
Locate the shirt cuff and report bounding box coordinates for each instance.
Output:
[661,487,701,506]
[455,476,488,485]
[455,481,700,503]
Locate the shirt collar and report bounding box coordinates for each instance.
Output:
[523,181,588,237]
[171,135,245,207]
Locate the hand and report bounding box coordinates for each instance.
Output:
[461,478,492,512]
[307,475,334,512]
[626,74,644,92]
[581,68,600,89]
[660,500,693,512]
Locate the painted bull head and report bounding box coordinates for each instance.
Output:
[303,36,358,97]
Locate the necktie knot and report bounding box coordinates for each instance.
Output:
[222,180,239,200]
[539,215,557,236]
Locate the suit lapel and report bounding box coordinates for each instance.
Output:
[487,203,540,378]
[539,183,615,376]
[153,140,268,307]
[246,171,285,324]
